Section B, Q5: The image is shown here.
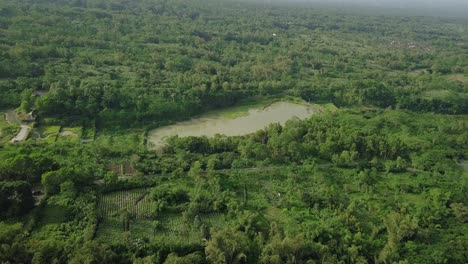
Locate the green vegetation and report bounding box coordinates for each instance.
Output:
[204,97,279,119]
[208,96,320,119]
[0,181,34,218]
[35,125,61,143]
[0,0,466,263]
[0,113,19,144]
[1,0,467,125]
[449,74,468,84]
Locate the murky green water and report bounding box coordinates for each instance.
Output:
[148,101,317,147]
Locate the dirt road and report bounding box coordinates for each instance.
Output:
[10,125,31,143]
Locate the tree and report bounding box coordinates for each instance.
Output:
[259,235,310,264]
[152,220,161,237]
[378,212,418,264]
[104,171,118,184]
[450,203,467,223]
[0,222,23,244]
[19,89,35,113]
[164,252,204,264]
[205,228,249,264]
[0,181,34,218]
[120,209,131,232]
[188,160,203,175]
[189,161,204,186]
[41,170,63,195]
[69,241,118,264]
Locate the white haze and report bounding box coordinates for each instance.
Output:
[249,0,468,17]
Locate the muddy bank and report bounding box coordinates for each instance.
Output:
[148,101,316,148]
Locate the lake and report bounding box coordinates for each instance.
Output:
[147,101,317,148]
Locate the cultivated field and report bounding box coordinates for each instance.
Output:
[99,189,154,219]
[96,188,228,244]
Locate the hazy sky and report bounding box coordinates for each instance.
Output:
[253,0,468,17]
[273,0,468,5]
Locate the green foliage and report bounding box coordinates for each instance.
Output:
[163,252,204,264]
[151,186,190,207]
[103,171,118,185]
[0,0,466,127]
[0,152,58,182]
[0,222,23,244]
[68,241,119,264]
[140,110,467,174]
[41,167,78,195]
[205,228,250,264]
[29,192,98,264]
[0,0,466,263]
[0,181,34,218]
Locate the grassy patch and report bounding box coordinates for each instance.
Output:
[56,136,79,143]
[95,218,127,242]
[318,103,339,112]
[94,130,145,156]
[39,125,61,137]
[448,74,468,84]
[0,113,19,144]
[38,204,71,225]
[204,97,280,119]
[60,127,82,137]
[56,127,82,143]
[81,125,96,140]
[421,89,457,99]
[34,125,61,143]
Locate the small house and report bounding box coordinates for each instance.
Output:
[25,110,37,123]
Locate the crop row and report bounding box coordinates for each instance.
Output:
[99,189,155,219]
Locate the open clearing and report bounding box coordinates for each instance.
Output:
[148,101,319,148]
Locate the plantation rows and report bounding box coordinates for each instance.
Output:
[99,189,155,219]
[200,213,229,229]
[156,213,229,243]
[95,218,124,243]
[97,189,229,244]
[96,212,229,243]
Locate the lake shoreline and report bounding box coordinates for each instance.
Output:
[147,100,319,148]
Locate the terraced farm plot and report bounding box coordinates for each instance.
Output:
[99,189,155,219]
[107,161,137,176]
